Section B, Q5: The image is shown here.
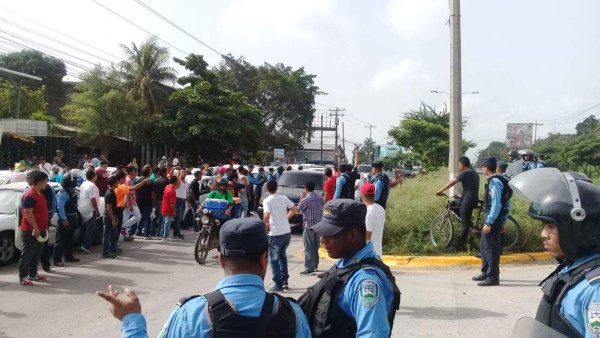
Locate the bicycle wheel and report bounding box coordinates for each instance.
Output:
[194,230,210,264]
[430,213,454,248]
[502,216,522,251]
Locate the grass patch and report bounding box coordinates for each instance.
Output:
[383,168,544,255]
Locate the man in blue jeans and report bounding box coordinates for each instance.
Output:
[262,180,298,292]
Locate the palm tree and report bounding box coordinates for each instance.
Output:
[120,36,178,115]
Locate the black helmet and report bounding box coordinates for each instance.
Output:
[518,149,533,156]
[508,150,518,158]
[277,166,284,173]
[510,168,600,262]
[62,173,76,189]
[217,178,228,186]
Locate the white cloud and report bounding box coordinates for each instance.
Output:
[369,58,431,90]
[386,0,447,38]
[219,0,337,42]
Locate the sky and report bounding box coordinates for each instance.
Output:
[1,0,599,161]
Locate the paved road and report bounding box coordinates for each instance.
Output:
[0,231,554,338]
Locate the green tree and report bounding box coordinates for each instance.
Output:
[575,115,599,135]
[160,54,264,156]
[476,141,508,165]
[119,36,178,116]
[217,54,320,148]
[63,65,138,155]
[0,49,66,117]
[388,103,476,168]
[0,81,47,119]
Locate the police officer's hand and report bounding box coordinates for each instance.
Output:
[96,285,142,321]
[482,224,492,233]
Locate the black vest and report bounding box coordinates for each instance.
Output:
[62,189,78,216]
[483,175,512,219]
[297,257,401,338]
[178,290,297,338]
[338,173,354,199]
[535,257,600,337]
[372,173,390,209]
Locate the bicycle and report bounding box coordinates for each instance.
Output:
[429,193,522,251]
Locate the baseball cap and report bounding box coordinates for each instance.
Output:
[312,199,367,236]
[220,218,269,258]
[371,161,383,169]
[361,182,376,195]
[481,156,497,167]
[497,161,509,171]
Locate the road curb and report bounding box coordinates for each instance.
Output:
[308,248,551,268]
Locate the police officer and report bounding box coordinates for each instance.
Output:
[508,150,519,163]
[298,199,401,337]
[472,157,511,286]
[519,149,537,171]
[333,163,354,199]
[96,218,311,337]
[509,168,600,337]
[370,162,390,209]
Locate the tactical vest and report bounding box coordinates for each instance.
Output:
[536,257,600,337]
[372,173,390,209]
[338,173,355,199]
[483,175,513,217]
[177,290,297,338]
[522,160,534,171]
[297,257,401,338]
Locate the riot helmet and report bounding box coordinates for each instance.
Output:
[62,173,77,190]
[508,150,518,159]
[217,178,228,187]
[518,149,533,157]
[509,168,600,262]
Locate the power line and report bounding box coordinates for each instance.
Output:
[132,0,223,56]
[91,0,189,56]
[536,102,600,123]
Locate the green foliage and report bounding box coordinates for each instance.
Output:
[250,150,272,166]
[217,54,320,148]
[477,141,508,165]
[533,129,600,177]
[382,152,420,170]
[383,168,543,255]
[0,49,66,101]
[0,81,47,118]
[576,115,598,135]
[388,103,476,169]
[63,65,138,138]
[161,54,264,156]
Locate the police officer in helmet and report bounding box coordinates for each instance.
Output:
[96,218,311,337]
[510,168,600,337]
[298,199,400,337]
[518,149,537,171]
[508,150,519,163]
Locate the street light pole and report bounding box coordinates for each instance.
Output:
[449,0,462,195]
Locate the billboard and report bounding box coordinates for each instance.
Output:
[506,123,533,149]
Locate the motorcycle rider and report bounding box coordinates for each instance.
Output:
[519,149,537,171]
[200,178,233,217]
[509,168,600,337]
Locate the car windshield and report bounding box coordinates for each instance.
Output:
[357,165,371,173]
[0,190,17,214]
[278,172,324,190]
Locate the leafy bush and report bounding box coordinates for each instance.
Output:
[383,168,545,255]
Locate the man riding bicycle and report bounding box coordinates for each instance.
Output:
[199,178,233,218]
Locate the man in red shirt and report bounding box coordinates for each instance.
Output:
[323,167,337,202]
[19,170,50,286]
[160,176,181,240]
[95,160,110,197]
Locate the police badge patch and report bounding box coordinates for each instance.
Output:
[586,302,600,337]
[359,280,380,308]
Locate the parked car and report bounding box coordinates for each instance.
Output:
[257,170,325,227]
[0,182,105,266]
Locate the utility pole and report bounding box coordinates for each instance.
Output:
[329,108,345,161]
[533,121,543,145]
[449,0,463,196]
[342,122,346,162]
[320,115,324,164]
[365,124,376,163]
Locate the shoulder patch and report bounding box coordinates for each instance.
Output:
[586,302,600,337]
[358,280,380,308]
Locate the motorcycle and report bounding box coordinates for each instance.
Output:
[194,198,230,264]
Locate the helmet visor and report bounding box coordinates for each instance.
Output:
[509,168,573,205]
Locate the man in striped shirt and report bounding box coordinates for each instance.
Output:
[297,180,324,275]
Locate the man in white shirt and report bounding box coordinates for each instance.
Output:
[78,170,100,253]
[361,182,385,257]
[38,157,52,176]
[262,180,298,292]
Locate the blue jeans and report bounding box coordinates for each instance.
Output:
[174,198,185,236]
[138,205,152,237]
[102,216,117,255]
[303,228,320,272]
[268,233,291,288]
[239,198,248,218]
[161,216,174,239]
[152,200,163,236]
[81,216,96,249]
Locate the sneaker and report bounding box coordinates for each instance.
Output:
[29,274,47,282]
[268,285,284,292]
[300,270,315,275]
[161,238,167,242]
[114,248,123,254]
[80,247,92,254]
[136,232,143,237]
[54,262,65,267]
[283,281,289,290]
[177,234,185,239]
[20,279,33,286]
[144,236,152,240]
[65,257,80,263]
[102,253,117,259]
[171,236,182,240]
[472,273,488,281]
[477,278,500,286]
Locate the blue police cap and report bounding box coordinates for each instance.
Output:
[481,156,497,167]
[219,218,269,258]
[312,199,367,236]
[371,161,383,169]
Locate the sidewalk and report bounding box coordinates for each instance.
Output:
[312,248,551,268]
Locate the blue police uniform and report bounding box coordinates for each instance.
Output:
[559,252,600,338]
[333,174,346,199]
[336,242,394,337]
[120,274,311,338]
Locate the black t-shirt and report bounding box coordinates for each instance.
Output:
[154,177,169,200]
[456,168,480,200]
[135,178,154,208]
[189,179,200,201]
[104,189,117,216]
